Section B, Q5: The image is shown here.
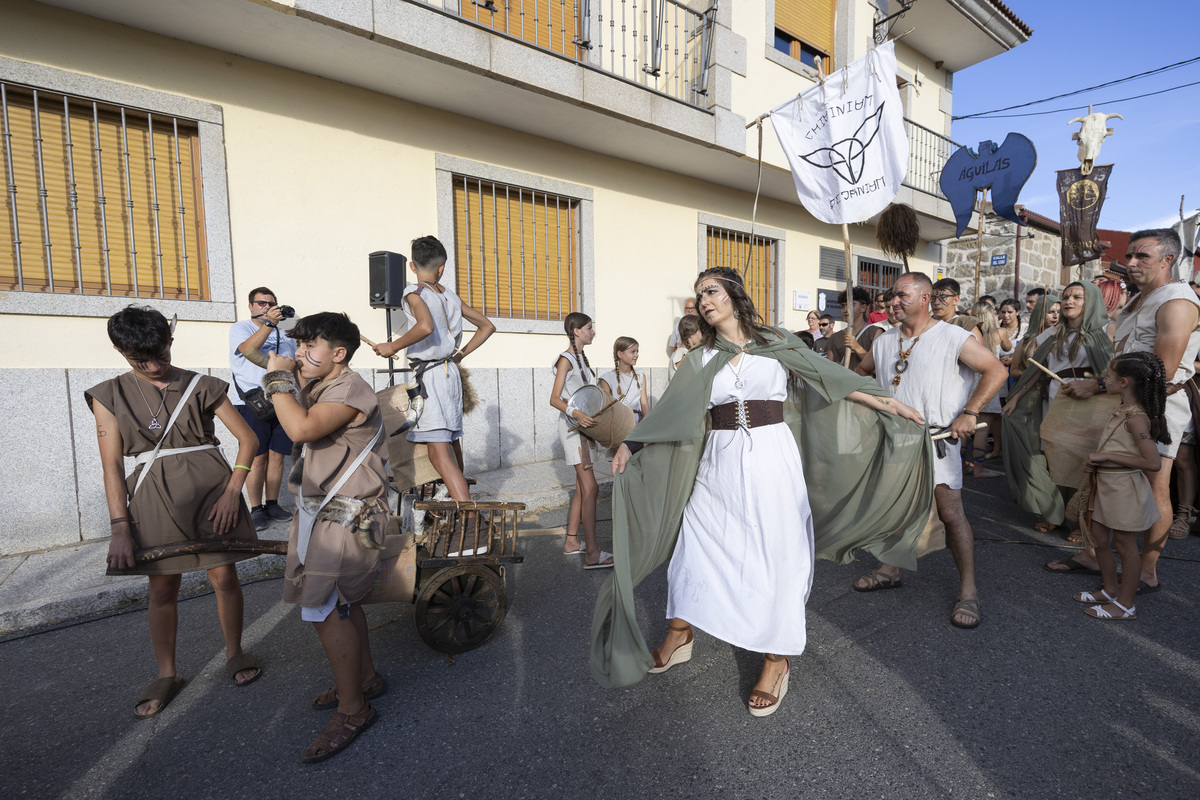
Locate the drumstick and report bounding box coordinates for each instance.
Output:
[360,334,379,348]
[931,422,987,441]
[566,398,620,434]
[1028,358,1066,385]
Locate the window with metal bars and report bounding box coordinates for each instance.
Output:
[705,227,777,324]
[452,174,580,321]
[856,256,902,298]
[0,82,208,299]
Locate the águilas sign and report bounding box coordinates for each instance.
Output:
[939,134,1037,238]
[769,41,908,225]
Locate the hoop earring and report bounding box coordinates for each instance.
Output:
[733,309,740,320]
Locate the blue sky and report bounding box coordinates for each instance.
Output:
[949,0,1199,232]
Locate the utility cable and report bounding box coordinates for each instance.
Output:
[953,55,1200,120]
[956,79,1200,120]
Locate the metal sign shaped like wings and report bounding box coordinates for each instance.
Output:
[769,41,908,225]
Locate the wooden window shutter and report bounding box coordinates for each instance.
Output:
[458,1,579,57]
[453,175,578,321]
[1,87,208,299]
[775,0,835,57]
[706,228,776,324]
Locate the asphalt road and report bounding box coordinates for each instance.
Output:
[3,475,1199,800]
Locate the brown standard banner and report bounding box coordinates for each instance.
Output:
[1057,165,1113,267]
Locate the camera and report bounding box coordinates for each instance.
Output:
[278,305,296,319]
[275,304,298,332]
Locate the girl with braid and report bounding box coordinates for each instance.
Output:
[550,313,612,568]
[1075,352,1170,620]
[600,337,650,421]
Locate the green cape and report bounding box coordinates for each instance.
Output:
[589,329,935,688]
[1001,284,1113,523]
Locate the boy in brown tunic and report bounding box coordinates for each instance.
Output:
[87,306,263,718]
[265,312,388,763]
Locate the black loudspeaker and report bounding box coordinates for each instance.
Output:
[369,251,408,308]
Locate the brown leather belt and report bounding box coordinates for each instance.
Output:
[1058,367,1092,379]
[710,400,784,430]
[1167,383,1184,396]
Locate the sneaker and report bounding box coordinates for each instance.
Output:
[251,506,269,531]
[265,502,293,522]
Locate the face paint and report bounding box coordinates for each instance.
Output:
[301,351,323,367]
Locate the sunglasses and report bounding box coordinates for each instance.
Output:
[251,300,277,308]
[818,322,831,328]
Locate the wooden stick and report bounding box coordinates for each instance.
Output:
[1028,358,1066,384]
[974,187,987,300]
[360,334,378,348]
[131,538,289,564]
[842,222,854,367]
[931,422,988,441]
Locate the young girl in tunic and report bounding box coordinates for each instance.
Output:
[610,268,925,716]
[600,337,650,421]
[87,306,262,718]
[266,312,389,762]
[372,236,496,518]
[550,313,612,568]
[1075,352,1169,620]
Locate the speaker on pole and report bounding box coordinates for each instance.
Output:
[369,251,408,308]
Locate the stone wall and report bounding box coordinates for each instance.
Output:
[941,213,1101,306]
[0,366,669,555]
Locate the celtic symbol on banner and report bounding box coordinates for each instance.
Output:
[797,104,886,185]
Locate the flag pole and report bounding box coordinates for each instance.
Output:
[974,188,988,301]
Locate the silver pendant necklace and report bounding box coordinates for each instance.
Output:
[729,347,750,390]
[133,374,170,430]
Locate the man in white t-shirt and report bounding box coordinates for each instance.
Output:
[230,286,297,529]
[666,298,698,357]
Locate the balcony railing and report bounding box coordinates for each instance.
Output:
[410,1,716,108]
[903,117,958,200]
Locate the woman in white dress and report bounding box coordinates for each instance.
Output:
[549,313,612,568]
[600,337,650,421]
[610,269,924,716]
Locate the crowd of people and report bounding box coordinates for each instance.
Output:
[88,227,1196,760]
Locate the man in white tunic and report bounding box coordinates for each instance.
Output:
[854,272,1008,628]
[1054,229,1200,589]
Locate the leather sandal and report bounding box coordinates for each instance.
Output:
[1085,600,1136,620]
[852,568,902,592]
[311,673,388,711]
[301,703,378,763]
[950,597,981,629]
[1167,505,1195,540]
[748,654,790,718]
[135,676,185,719]
[649,622,694,674]
[225,652,262,687]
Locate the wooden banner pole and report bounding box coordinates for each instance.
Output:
[842,223,854,367]
[974,188,987,301]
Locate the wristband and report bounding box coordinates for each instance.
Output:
[110,517,129,525]
[264,321,277,328]
[962,409,979,417]
[233,464,251,472]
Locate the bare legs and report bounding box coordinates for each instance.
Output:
[312,603,376,715]
[137,566,252,717]
[426,441,470,501]
[1088,521,1140,615]
[565,460,605,565]
[651,619,789,711]
[246,450,286,505]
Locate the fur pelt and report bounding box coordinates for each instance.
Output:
[459,366,478,414]
[262,369,299,400]
[875,203,921,270]
[301,494,386,551]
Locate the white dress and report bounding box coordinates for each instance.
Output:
[402,284,464,443]
[599,369,645,419]
[556,351,598,467]
[665,350,815,656]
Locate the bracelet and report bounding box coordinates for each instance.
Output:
[233,464,251,472]
[110,517,129,525]
[962,409,979,417]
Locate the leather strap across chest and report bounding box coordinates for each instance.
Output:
[709,400,784,431]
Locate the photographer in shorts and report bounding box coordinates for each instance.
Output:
[230,286,296,529]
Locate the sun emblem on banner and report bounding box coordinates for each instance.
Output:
[1066,179,1100,210]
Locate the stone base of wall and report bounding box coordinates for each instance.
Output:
[1,366,669,555]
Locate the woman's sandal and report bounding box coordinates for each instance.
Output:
[1085,600,1136,620]
[134,676,185,719]
[301,703,378,763]
[311,673,388,711]
[852,568,902,592]
[748,654,790,718]
[563,535,585,555]
[648,622,694,674]
[1074,588,1115,605]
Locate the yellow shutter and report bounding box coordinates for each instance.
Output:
[459,1,579,57]
[706,229,775,324]
[775,0,834,57]
[453,176,577,321]
[0,87,207,299]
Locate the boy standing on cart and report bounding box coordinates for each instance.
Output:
[373,236,496,548]
[265,312,389,763]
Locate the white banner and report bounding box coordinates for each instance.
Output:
[769,41,908,225]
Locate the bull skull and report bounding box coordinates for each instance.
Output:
[1069,105,1123,176]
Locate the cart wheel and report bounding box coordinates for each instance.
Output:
[414,565,507,654]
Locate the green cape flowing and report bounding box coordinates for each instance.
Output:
[1001,284,1113,523]
[589,329,935,689]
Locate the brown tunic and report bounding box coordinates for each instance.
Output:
[85,370,258,575]
[1091,405,1160,533]
[283,370,389,606]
